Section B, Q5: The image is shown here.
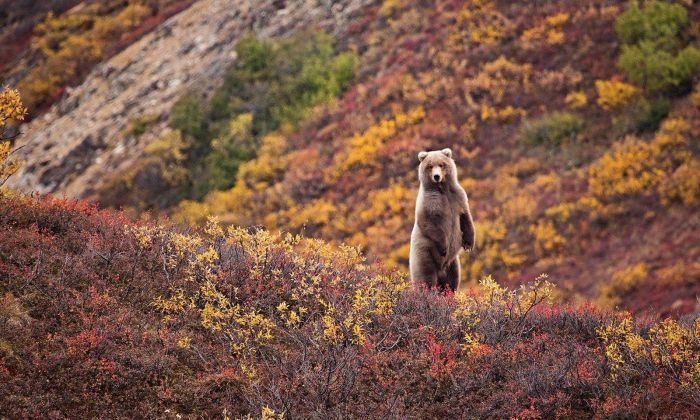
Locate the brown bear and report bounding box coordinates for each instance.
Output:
[409,148,475,291]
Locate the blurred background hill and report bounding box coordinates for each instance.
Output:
[3,0,700,318]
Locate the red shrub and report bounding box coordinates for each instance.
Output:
[0,194,698,417]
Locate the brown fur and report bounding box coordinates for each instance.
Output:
[409,148,475,291]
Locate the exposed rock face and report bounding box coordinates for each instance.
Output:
[9,0,373,198]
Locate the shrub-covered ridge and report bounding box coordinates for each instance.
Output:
[0,193,698,417]
[161,0,700,318]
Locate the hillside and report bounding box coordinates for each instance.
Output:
[166,0,700,316]
[1,1,196,109]
[4,1,700,417]
[5,0,371,197]
[1,193,699,417]
[5,0,700,319]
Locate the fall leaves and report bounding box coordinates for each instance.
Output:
[0,88,27,186]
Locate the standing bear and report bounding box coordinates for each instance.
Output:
[410,148,475,291]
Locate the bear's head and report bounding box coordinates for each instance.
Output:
[417,148,457,188]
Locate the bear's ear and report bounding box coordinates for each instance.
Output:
[418,151,428,162]
[441,148,452,158]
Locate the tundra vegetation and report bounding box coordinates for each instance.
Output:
[0,193,699,417]
[1,0,700,416]
[164,0,700,317]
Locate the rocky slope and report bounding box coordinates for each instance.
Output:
[8,0,374,198]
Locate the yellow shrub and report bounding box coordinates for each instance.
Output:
[357,184,415,223]
[261,406,284,420]
[596,263,648,309]
[595,79,640,110]
[279,199,348,238]
[333,107,425,175]
[454,275,554,352]
[144,131,189,186]
[660,158,700,207]
[599,314,700,390]
[379,0,409,18]
[691,86,700,108]
[464,56,532,105]
[597,317,639,377]
[546,12,570,26]
[464,219,526,283]
[588,136,656,199]
[501,194,537,223]
[587,118,697,210]
[481,104,526,121]
[544,202,576,222]
[0,88,26,126]
[521,13,568,46]
[565,91,588,108]
[530,220,566,258]
[18,2,151,109]
[521,26,544,42]
[172,133,289,226]
[656,262,700,287]
[546,29,565,45]
[450,0,512,47]
[0,88,27,186]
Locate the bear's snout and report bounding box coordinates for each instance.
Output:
[431,166,444,183]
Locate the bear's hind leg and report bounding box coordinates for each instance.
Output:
[412,258,439,290]
[443,258,460,292]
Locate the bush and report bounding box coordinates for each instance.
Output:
[169,93,208,150]
[209,30,356,139]
[126,113,159,137]
[614,0,687,46]
[623,97,670,133]
[596,263,648,309]
[0,88,27,186]
[2,194,699,417]
[587,118,698,214]
[519,112,584,145]
[165,30,356,201]
[17,2,153,111]
[595,79,641,110]
[203,113,256,191]
[615,0,700,92]
[618,43,700,93]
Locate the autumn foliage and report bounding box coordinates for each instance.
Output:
[14,0,194,114]
[0,87,27,186]
[157,0,700,317]
[1,193,699,417]
[2,1,700,415]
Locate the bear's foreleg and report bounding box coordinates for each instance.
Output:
[460,211,475,251]
[417,218,447,260]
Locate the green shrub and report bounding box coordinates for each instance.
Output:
[169,93,209,157]
[107,30,356,210]
[619,42,700,92]
[617,97,671,133]
[126,114,159,137]
[175,30,356,197]
[169,93,207,139]
[615,0,700,92]
[614,0,687,46]
[204,113,256,192]
[519,112,584,145]
[210,30,356,138]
